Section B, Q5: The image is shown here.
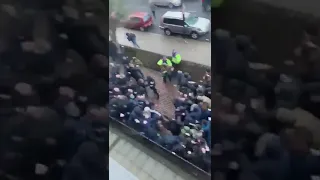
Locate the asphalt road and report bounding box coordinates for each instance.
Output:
[123,0,211,41]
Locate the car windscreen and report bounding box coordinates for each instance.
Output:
[185,15,198,25]
[143,14,151,22]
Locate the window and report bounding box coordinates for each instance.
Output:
[185,15,198,26]
[163,18,184,26]
[163,18,171,24]
[129,17,141,23]
[143,14,151,22]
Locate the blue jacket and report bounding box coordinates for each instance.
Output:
[128,106,143,123]
[202,123,211,146]
[159,135,181,150]
[144,126,159,142]
[126,33,136,42]
[200,108,211,122]
[188,104,202,120]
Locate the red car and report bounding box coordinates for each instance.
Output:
[124,12,153,31]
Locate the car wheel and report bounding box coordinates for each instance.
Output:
[139,27,145,31]
[168,3,174,8]
[191,32,198,39]
[164,29,171,36]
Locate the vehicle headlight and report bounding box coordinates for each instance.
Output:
[197,28,203,32]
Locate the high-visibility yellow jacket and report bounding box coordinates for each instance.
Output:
[172,54,181,64]
[157,58,172,66]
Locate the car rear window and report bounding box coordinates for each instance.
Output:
[143,14,151,22]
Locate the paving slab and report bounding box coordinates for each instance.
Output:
[114,27,212,66]
[109,157,139,180]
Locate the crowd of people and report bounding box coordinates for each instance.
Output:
[111,25,320,179]
[210,28,320,180]
[108,40,212,173]
[0,2,109,180]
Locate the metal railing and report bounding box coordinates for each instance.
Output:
[109,116,211,180]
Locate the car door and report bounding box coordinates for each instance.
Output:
[183,21,193,34]
[127,17,142,29]
[169,19,184,34]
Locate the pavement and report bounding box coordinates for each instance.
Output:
[121,0,211,41]
[109,157,139,180]
[109,126,198,180]
[115,27,212,66]
[140,67,178,118]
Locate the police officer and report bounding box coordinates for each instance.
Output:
[157,56,173,83]
[171,49,182,79]
[171,49,182,65]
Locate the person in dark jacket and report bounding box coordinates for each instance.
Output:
[128,106,144,129]
[130,66,145,83]
[177,72,191,87]
[149,2,156,18]
[126,33,140,48]
[145,76,159,99]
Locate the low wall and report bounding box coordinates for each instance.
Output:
[119,45,211,81]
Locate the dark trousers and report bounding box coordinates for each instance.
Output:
[152,10,156,18]
[171,62,181,83]
[150,87,159,99]
[131,38,140,48]
[163,72,171,83]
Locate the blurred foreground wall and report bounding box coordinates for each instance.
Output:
[212,0,320,71]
